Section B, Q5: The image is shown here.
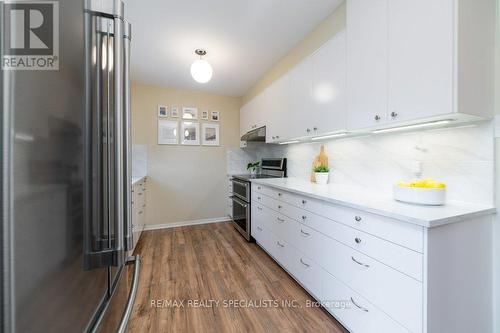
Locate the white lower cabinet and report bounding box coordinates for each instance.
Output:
[322,270,410,333]
[131,177,148,253]
[251,184,493,333]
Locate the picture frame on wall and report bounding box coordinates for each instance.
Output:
[158,105,168,118]
[158,119,178,145]
[182,106,198,120]
[202,123,220,146]
[201,110,209,120]
[171,106,179,118]
[181,121,200,145]
[210,110,220,122]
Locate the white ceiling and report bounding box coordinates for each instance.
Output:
[125,0,343,97]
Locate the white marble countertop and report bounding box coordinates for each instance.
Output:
[250,177,496,228]
[132,175,147,185]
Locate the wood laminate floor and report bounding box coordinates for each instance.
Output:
[127,221,348,333]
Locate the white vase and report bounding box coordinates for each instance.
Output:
[315,172,329,185]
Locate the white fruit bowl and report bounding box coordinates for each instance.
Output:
[393,185,446,206]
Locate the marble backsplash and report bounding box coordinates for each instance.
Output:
[228,121,494,205]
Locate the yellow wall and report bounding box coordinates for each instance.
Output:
[241,2,346,105]
[131,83,241,226]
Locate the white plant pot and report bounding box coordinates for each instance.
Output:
[393,185,446,206]
[315,172,329,185]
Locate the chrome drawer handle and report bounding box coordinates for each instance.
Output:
[354,216,362,222]
[300,229,310,236]
[351,256,370,268]
[354,237,361,244]
[257,226,263,231]
[301,215,307,221]
[301,199,307,205]
[350,297,369,312]
[257,206,263,211]
[276,241,284,248]
[300,259,310,267]
[276,217,285,223]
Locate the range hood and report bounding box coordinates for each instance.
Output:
[241,126,266,142]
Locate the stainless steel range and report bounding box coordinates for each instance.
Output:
[230,158,287,241]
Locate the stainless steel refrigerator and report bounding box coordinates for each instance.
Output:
[1,1,139,332]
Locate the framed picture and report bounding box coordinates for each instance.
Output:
[181,121,200,145]
[171,106,179,118]
[201,110,209,120]
[182,106,198,120]
[211,111,220,122]
[158,119,178,145]
[202,123,220,146]
[158,105,168,118]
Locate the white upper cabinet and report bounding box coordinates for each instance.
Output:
[347,0,388,130]
[266,74,291,143]
[289,57,314,138]
[311,29,347,134]
[347,0,494,131]
[387,0,454,123]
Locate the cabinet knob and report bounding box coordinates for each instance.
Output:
[354,216,362,222]
[306,128,311,133]
[278,192,282,196]
[313,127,318,131]
[374,115,381,121]
[355,237,362,244]
[301,199,307,205]
[302,215,307,221]
[276,135,280,139]
[272,136,276,140]
[278,205,282,209]
[391,111,398,118]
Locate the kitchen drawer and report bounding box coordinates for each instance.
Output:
[289,248,323,299]
[322,270,411,333]
[284,202,422,281]
[263,208,296,246]
[261,227,295,274]
[252,190,269,206]
[318,236,422,333]
[251,212,265,242]
[262,186,423,253]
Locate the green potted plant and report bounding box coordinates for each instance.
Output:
[314,165,329,185]
[247,161,260,175]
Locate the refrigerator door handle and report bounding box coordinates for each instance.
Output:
[113,15,125,257]
[123,22,133,250]
[117,255,141,333]
[84,11,127,270]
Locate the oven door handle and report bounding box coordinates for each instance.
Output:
[230,195,248,208]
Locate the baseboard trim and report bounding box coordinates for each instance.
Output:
[143,217,230,231]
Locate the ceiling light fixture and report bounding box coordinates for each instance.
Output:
[190,49,213,84]
[279,140,300,145]
[372,120,453,134]
[311,132,347,141]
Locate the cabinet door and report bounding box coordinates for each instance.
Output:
[311,30,347,135]
[266,74,291,142]
[289,58,313,138]
[387,0,454,123]
[347,0,388,129]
